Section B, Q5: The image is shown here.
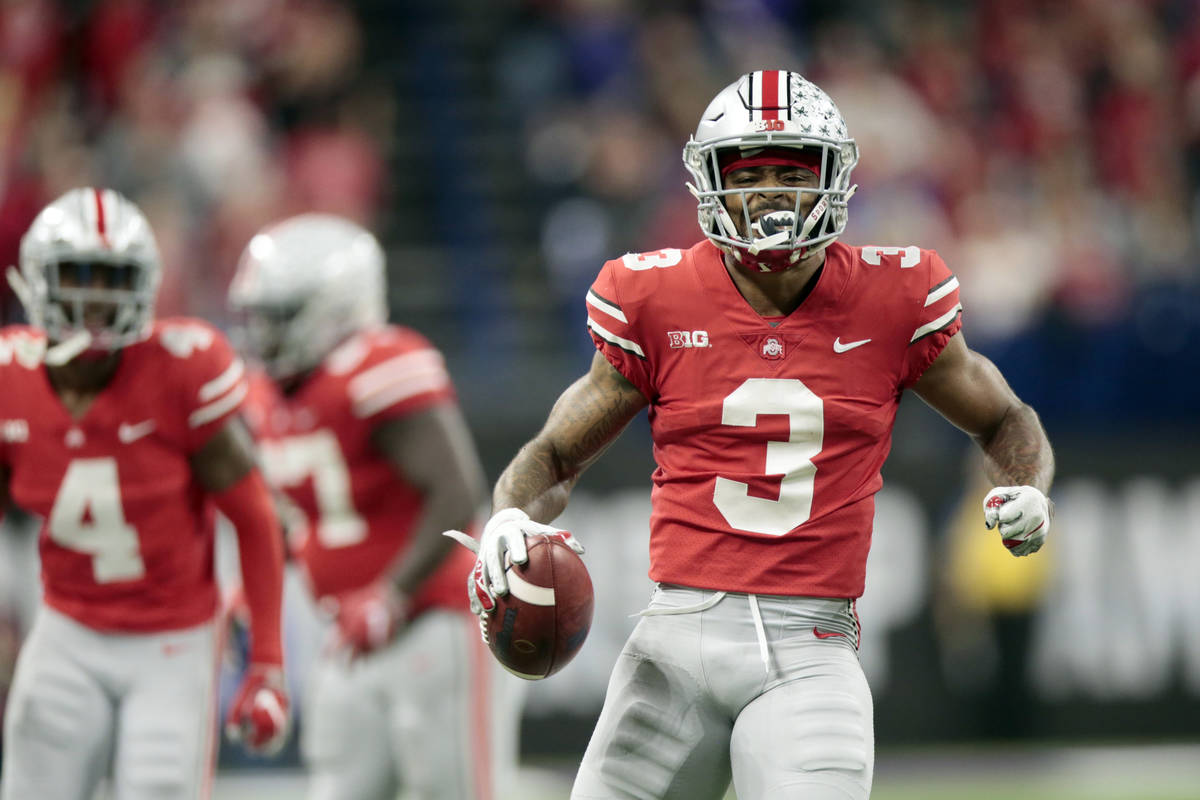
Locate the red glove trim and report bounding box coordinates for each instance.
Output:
[224,663,290,755]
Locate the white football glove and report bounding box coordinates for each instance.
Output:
[983,485,1051,557]
[444,507,584,616]
[224,664,291,757]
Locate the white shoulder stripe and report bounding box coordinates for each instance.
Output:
[587,316,645,357]
[349,350,445,404]
[586,290,627,323]
[189,380,248,428]
[353,371,450,418]
[924,276,959,307]
[353,363,448,407]
[911,304,963,343]
[199,358,245,402]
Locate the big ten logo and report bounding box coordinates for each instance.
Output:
[755,119,786,132]
[668,330,710,349]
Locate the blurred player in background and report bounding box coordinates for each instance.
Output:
[0,188,289,799]
[229,213,515,800]
[459,70,1055,800]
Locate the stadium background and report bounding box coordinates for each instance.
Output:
[1,0,1199,797]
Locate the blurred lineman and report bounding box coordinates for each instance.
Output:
[229,214,514,800]
[0,188,289,799]
[459,70,1054,800]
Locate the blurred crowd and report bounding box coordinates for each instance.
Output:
[3,0,1200,426]
[507,0,1199,324]
[500,0,1200,426]
[0,0,388,325]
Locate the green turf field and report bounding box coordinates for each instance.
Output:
[210,743,1200,799]
[872,791,1197,800]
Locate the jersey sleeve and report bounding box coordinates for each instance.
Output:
[900,249,963,387]
[586,259,654,400]
[160,320,250,453]
[344,331,457,424]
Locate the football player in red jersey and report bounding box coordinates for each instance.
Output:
[0,188,290,799]
[228,214,517,800]
[456,71,1055,800]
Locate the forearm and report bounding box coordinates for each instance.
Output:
[389,486,481,596]
[493,437,578,524]
[494,355,645,522]
[371,405,489,595]
[974,402,1055,493]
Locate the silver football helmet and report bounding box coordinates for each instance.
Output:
[682,70,859,272]
[228,213,387,379]
[7,187,161,363]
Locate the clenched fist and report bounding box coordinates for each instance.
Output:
[983,485,1051,556]
[225,663,290,756]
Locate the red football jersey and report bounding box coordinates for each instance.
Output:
[0,319,249,631]
[587,240,963,598]
[241,326,475,615]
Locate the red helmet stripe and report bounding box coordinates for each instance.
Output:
[761,70,780,120]
[93,187,111,248]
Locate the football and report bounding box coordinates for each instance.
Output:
[485,533,594,680]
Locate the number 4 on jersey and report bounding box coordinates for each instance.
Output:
[48,459,145,583]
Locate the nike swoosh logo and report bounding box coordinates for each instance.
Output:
[813,626,847,640]
[118,419,156,443]
[833,337,871,353]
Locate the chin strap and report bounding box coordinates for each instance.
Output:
[748,194,830,255]
[43,330,93,366]
[689,181,859,270]
[8,265,95,366]
[5,266,31,312]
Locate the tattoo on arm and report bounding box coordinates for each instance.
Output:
[495,354,647,523]
[975,403,1055,493]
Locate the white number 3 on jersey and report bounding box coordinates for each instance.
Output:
[713,378,824,536]
[49,459,145,582]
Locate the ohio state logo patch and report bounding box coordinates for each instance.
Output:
[738,332,803,363]
[761,336,785,360]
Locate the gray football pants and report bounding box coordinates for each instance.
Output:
[302,608,522,800]
[1,606,219,800]
[571,585,874,800]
